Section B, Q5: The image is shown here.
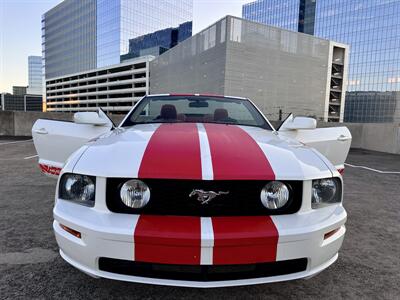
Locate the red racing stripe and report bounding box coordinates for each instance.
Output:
[211,216,279,265]
[204,124,275,180]
[134,215,201,265]
[138,123,202,179]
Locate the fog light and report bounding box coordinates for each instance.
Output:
[260,181,290,209]
[120,179,150,208]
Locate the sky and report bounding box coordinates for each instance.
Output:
[0,0,249,93]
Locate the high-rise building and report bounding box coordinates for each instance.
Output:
[242,0,316,35]
[42,0,97,80]
[1,93,42,112]
[27,56,43,95]
[12,86,27,96]
[243,0,400,123]
[42,0,193,79]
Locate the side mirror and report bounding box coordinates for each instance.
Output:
[74,112,110,126]
[281,116,317,130]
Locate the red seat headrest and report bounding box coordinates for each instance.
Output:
[160,104,177,120]
[214,108,228,121]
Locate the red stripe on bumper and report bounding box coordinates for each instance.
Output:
[211,216,279,265]
[138,123,202,179]
[204,124,275,180]
[134,215,201,265]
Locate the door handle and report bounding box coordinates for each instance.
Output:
[34,128,48,135]
[337,134,350,141]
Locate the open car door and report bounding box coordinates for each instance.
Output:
[278,114,352,169]
[32,109,113,176]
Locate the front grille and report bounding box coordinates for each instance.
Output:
[106,179,302,216]
[98,258,308,282]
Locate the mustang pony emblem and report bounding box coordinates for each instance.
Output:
[189,189,229,205]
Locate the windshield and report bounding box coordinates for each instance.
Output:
[122,95,271,129]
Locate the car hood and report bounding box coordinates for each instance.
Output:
[72,123,333,180]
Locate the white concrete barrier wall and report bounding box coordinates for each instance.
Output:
[0,111,399,154]
[361,123,400,154]
[319,122,400,154]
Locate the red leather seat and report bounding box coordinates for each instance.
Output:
[214,108,229,121]
[160,104,177,120]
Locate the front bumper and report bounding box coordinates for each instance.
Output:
[53,199,346,288]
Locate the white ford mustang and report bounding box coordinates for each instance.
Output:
[32,94,351,288]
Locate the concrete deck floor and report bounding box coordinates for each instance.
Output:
[0,138,399,299]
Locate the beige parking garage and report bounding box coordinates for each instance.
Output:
[45,56,154,113]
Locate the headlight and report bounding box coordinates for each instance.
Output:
[120,179,150,208]
[59,174,96,206]
[260,181,290,209]
[312,178,341,209]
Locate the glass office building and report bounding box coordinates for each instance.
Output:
[12,86,27,96]
[43,0,193,78]
[97,0,192,67]
[121,21,192,60]
[42,0,97,79]
[27,56,43,95]
[243,0,400,122]
[0,94,42,112]
[242,0,316,34]
[314,0,400,122]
